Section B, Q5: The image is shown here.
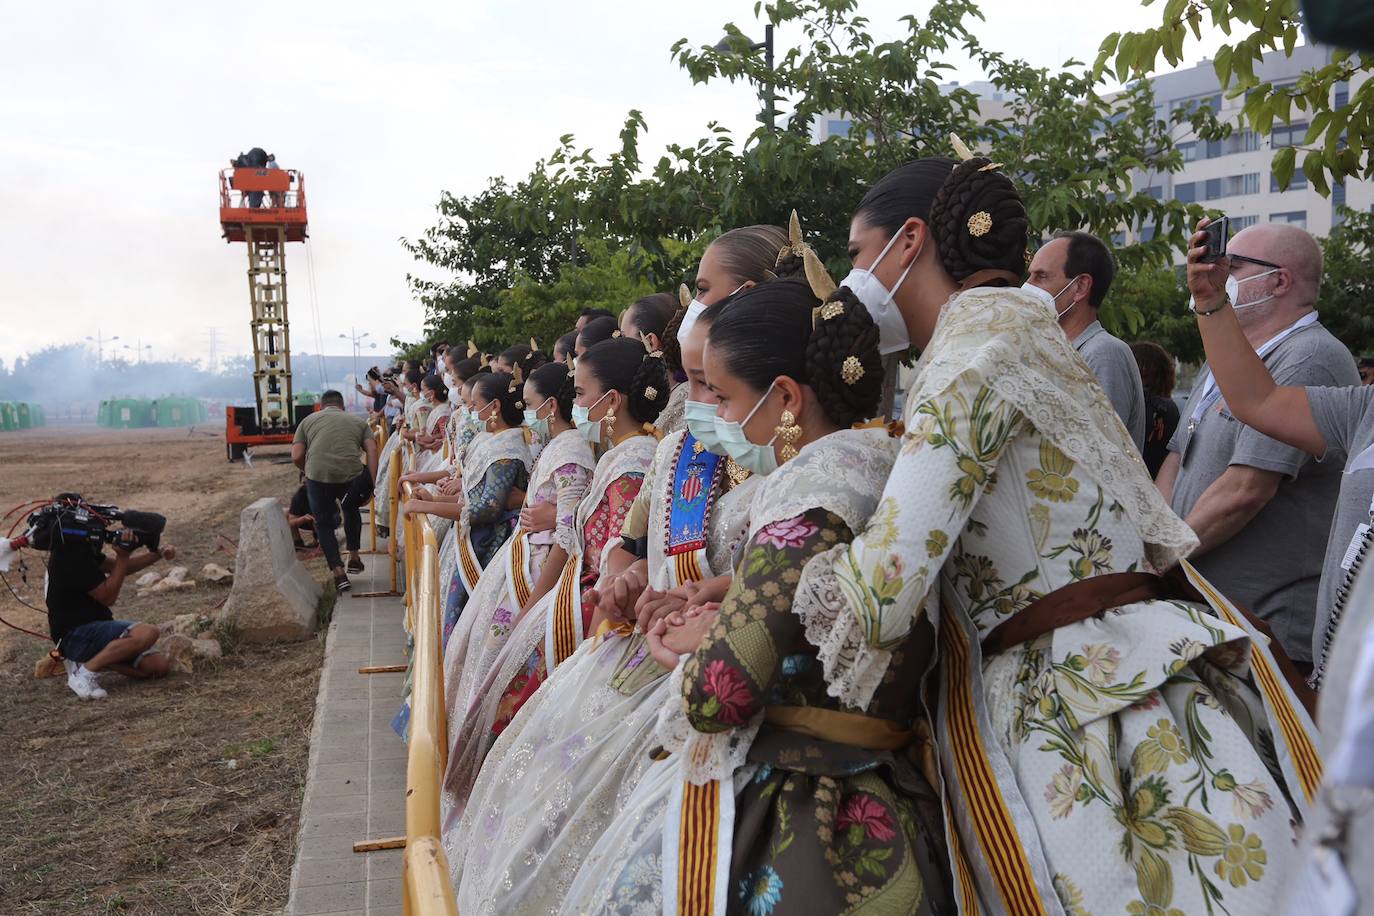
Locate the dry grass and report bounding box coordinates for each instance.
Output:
[0,426,334,915]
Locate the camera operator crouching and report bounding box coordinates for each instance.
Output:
[47,528,177,699]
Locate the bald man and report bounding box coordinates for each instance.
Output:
[1157,222,1358,669]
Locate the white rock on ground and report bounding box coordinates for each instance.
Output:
[219,497,322,642]
[201,562,233,584]
[135,571,161,587]
[159,634,196,674]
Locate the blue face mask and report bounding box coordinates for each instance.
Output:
[713,382,779,476]
[523,397,554,440]
[684,398,726,455]
[571,390,612,444]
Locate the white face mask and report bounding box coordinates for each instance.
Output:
[1228,269,1279,310]
[713,382,779,476]
[677,283,747,343]
[571,390,612,443]
[684,398,726,455]
[523,397,554,440]
[1185,268,1280,314]
[840,227,919,355]
[1020,279,1078,320]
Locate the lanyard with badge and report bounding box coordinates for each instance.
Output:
[1313,442,1374,691]
[1187,311,1320,436]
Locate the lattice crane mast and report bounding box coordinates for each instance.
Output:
[217,164,312,460]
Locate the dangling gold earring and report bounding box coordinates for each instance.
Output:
[775,409,801,463]
[603,402,617,440]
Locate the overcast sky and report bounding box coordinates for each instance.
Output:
[0,0,1225,368]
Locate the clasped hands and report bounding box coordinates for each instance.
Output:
[587,567,729,670]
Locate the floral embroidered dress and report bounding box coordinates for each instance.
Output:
[448,430,760,914]
[440,426,532,640]
[560,429,954,916]
[439,433,657,822]
[812,288,1321,915]
[440,428,594,752]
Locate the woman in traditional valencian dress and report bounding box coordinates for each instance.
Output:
[439,337,667,816]
[620,291,691,437]
[440,361,595,748]
[799,153,1320,913]
[405,370,532,639]
[392,370,531,739]
[562,264,953,916]
[446,227,786,910]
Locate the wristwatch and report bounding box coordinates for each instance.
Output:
[1190,293,1230,317]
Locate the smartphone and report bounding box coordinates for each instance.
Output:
[1200,216,1230,264]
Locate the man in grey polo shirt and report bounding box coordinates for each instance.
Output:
[1027,231,1146,451]
[1157,222,1357,669]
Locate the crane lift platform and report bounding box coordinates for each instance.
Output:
[218,165,317,460]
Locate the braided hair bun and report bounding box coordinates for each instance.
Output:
[578,337,670,426]
[929,157,1029,286]
[807,288,883,426]
[708,279,884,430]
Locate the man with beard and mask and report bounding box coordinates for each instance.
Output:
[1156,221,1358,672]
[1026,230,1147,451]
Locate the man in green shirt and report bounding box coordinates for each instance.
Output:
[292,390,378,591]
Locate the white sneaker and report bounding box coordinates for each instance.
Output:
[66,664,106,700]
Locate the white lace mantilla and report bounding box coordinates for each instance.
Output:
[654,427,899,782]
[909,288,1197,570]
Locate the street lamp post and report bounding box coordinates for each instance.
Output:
[714,23,775,131]
[84,331,120,364]
[122,341,153,364]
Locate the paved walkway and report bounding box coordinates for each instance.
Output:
[285,551,409,916]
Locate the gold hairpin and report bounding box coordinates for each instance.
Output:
[612,330,621,338]
[803,246,837,303]
[479,352,490,369]
[841,356,865,386]
[529,337,539,352]
[949,133,1001,170]
[967,211,993,238]
[467,340,478,358]
[820,300,845,321]
[679,283,692,309]
[644,386,658,401]
[776,210,806,266]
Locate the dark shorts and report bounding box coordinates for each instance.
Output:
[60,620,135,663]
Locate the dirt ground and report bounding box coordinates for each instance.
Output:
[0,426,336,915]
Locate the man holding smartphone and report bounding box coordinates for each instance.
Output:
[1156,219,1357,671]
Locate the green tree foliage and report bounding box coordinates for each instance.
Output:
[1103,266,1199,364]
[1097,0,1372,195]
[402,0,1211,352]
[1317,207,1374,358]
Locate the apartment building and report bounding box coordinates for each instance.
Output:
[811,45,1371,245]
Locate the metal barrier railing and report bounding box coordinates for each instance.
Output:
[398,448,459,914]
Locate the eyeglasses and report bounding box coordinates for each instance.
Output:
[1228,253,1282,271]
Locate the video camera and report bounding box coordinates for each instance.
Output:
[26,494,166,553]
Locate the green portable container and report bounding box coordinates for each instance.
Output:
[106,398,152,429]
[0,402,16,431]
[152,396,201,428]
